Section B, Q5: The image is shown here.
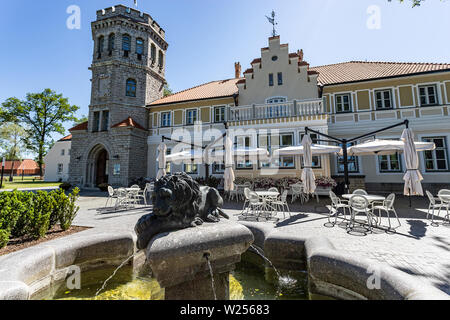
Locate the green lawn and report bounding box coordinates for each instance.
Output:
[0,176,61,190]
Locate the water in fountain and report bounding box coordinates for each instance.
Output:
[250,245,298,290]
[95,252,138,297]
[204,253,217,300]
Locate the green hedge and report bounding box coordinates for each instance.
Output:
[0,188,80,248]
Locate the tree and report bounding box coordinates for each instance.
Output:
[163,84,173,97]
[2,89,79,177]
[72,114,88,126]
[0,123,28,181]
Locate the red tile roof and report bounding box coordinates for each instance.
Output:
[149,78,242,106]
[59,134,72,142]
[2,160,40,171]
[111,117,146,130]
[311,61,450,86]
[69,121,88,131]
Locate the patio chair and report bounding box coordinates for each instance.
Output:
[437,189,450,224]
[348,195,377,233]
[115,188,130,209]
[271,190,291,220]
[371,193,401,230]
[425,191,445,225]
[352,189,368,195]
[328,191,349,226]
[105,186,117,207]
[291,184,303,203]
[240,188,252,216]
[135,184,151,206]
[247,191,267,220]
[229,184,240,202]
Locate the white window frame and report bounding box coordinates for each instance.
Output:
[214,106,225,123]
[184,162,199,175]
[375,89,394,110]
[57,163,63,175]
[186,109,198,125]
[418,84,439,106]
[422,136,449,172]
[335,93,352,113]
[161,112,172,127]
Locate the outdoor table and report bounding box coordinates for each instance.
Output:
[342,194,385,202]
[254,191,280,219]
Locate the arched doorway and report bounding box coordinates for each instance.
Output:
[96,149,109,185]
[86,144,110,187]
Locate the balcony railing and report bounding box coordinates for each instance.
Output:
[228,98,325,122]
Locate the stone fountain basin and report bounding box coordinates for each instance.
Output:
[146,220,254,289]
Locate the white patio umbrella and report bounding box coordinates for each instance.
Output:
[301,135,316,194]
[401,129,424,196]
[223,135,235,192]
[212,147,270,161]
[156,143,167,180]
[345,139,435,156]
[165,149,204,164]
[273,144,341,156]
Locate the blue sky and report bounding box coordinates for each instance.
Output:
[1,0,449,142]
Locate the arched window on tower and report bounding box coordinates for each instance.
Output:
[122,34,131,57]
[97,36,104,59]
[136,38,144,60]
[150,44,156,65]
[158,50,164,69]
[126,79,137,97]
[108,33,115,55]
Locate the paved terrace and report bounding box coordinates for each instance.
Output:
[73,191,450,296]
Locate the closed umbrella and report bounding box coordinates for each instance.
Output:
[156,143,167,180]
[401,129,424,196]
[223,134,235,192]
[301,135,316,194]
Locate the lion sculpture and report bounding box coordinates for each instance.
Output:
[135,173,229,249]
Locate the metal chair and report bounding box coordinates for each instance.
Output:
[135,184,151,206]
[229,184,239,202]
[348,195,377,233]
[371,193,400,230]
[328,191,349,226]
[105,186,117,207]
[240,188,252,216]
[425,190,445,226]
[271,190,291,220]
[115,188,130,209]
[248,191,267,220]
[291,184,305,203]
[437,189,450,224]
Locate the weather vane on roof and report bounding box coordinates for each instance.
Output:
[266,10,278,37]
[134,0,138,8]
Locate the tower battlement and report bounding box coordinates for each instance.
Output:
[96,4,165,38]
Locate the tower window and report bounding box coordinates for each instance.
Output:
[97,36,104,59]
[150,44,156,64]
[278,72,283,86]
[101,110,109,131]
[158,50,164,68]
[122,35,131,57]
[126,79,137,97]
[93,111,100,132]
[136,39,144,55]
[108,34,115,55]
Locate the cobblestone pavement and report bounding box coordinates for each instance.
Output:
[73,191,450,296]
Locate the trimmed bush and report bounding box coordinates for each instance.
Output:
[58,187,80,231]
[28,191,53,240]
[11,192,34,238]
[0,229,9,249]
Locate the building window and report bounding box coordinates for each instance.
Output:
[161,112,171,127]
[269,74,274,87]
[61,149,65,156]
[136,38,144,55]
[158,50,164,68]
[150,44,156,63]
[108,33,115,54]
[375,89,393,110]
[101,110,109,131]
[212,163,225,174]
[93,111,100,132]
[277,72,283,86]
[57,164,63,174]
[122,35,131,56]
[419,85,438,106]
[337,142,359,173]
[423,137,449,171]
[68,149,71,156]
[126,79,137,97]
[166,148,172,173]
[236,136,253,169]
[97,36,104,58]
[186,109,197,125]
[379,154,402,172]
[184,163,198,175]
[214,106,225,123]
[335,94,352,113]
[113,164,121,175]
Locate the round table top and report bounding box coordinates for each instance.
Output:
[342,194,385,202]
[255,191,280,197]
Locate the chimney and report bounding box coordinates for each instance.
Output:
[234,62,241,79]
[298,49,304,62]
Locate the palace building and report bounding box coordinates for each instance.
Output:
[69,5,450,192]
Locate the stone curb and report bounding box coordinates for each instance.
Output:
[0,229,137,300]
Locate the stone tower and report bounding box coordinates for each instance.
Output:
[69,5,168,188]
